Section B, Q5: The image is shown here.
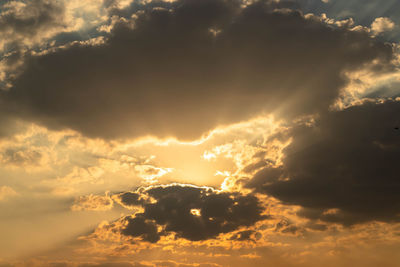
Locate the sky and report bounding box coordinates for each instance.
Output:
[0,0,400,266]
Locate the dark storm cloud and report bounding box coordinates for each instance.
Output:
[247,100,400,225]
[2,0,394,140]
[117,184,266,242]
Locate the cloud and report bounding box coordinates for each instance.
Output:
[71,192,113,211]
[149,261,221,267]
[2,0,394,140]
[78,263,149,267]
[114,184,267,242]
[0,146,42,166]
[77,261,220,267]
[229,229,261,242]
[295,0,400,25]
[114,191,145,208]
[0,0,109,54]
[371,17,396,35]
[0,0,66,51]
[247,100,400,225]
[122,214,161,243]
[0,186,18,201]
[0,111,26,139]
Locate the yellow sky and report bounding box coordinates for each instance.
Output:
[1,0,400,266]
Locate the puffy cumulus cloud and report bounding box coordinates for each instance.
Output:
[0,0,108,53]
[44,154,172,196]
[0,146,43,167]
[0,123,74,171]
[0,0,66,51]
[201,122,291,192]
[296,0,400,25]
[334,53,400,110]
[134,165,173,184]
[71,192,114,211]
[110,184,267,242]
[371,17,396,35]
[2,0,394,141]
[246,100,400,225]
[46,166,106,196]
[278,1,400,43]
[0,0,108,95]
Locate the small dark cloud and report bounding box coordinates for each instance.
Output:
[120,184,266,242]
[117,192,144,207]
[122,214,160,243]
[247,100,400,226]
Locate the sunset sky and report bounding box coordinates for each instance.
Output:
[1,0,400,266]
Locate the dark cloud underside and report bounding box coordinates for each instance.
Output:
[247,100,400,225]
[116,184,266,242]
[3,0,393,140]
